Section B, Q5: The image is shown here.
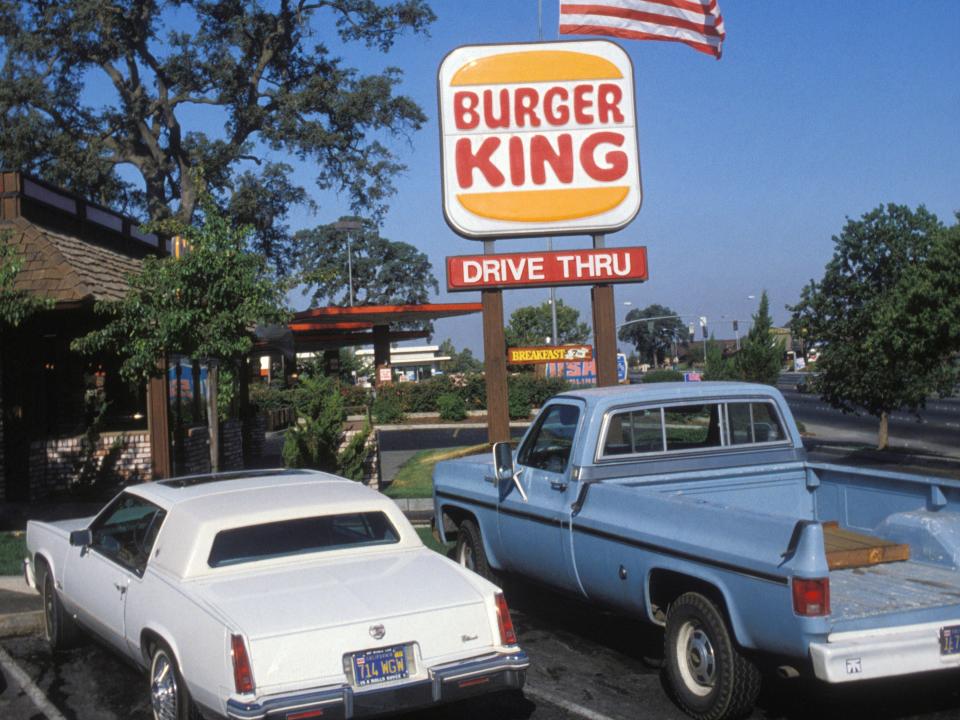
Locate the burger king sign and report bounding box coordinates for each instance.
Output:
[438,40,641,239]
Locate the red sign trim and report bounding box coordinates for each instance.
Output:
[446,247,648,292]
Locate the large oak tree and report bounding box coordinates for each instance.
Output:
[0,0,435,273]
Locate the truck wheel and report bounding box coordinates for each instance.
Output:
[455,519,499,584]
[38,559,80,651]
[149,640,199,720]
[663,592,760,720]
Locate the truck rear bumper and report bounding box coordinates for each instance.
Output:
[810,619,960,683]
[225,650,528,719]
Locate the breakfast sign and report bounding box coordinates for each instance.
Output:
[438,40,641,239]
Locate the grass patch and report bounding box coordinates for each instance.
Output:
[384,444,489,499]
[0,532,27,576]
[415,526,454,556]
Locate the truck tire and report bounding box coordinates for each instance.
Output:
[663,592,760,720]
[455,519,499,584]
[38,559,80,651]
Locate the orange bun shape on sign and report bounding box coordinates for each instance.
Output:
[438,41,641,239]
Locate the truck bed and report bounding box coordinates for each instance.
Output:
[831,560,960,624]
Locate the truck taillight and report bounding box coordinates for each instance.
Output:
[495,593,517,646]
[792,577,830,616]
[231,634,255,694]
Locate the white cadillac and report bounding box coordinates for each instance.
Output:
[23,469,528,720]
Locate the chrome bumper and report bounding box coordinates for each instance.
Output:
[225,650,529,720]
[23,558,36,591]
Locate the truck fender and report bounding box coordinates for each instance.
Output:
[438,504,504,572]
[646,568,754,648]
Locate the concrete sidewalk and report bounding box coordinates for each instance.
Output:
[0,575,41,639]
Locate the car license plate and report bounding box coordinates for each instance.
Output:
[941,625,960,656]
[351,645,410,687]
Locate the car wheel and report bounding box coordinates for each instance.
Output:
[38,560,79,651]
[663,592,760,720]
[455,519,498,584]
[149,641,199,720]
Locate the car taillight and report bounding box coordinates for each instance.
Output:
[792,577,830,616]
[495,593,517,646]
[231,634,255,694]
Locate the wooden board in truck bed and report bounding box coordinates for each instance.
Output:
[823,521,911,570]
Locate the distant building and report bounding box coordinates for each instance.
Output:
[355,345,451,383]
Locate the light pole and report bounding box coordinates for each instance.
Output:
[334,220,362,306]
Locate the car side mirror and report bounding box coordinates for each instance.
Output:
[493,442,514,482]
[69,529,92,548]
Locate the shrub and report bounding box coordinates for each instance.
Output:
[372,393,405,424]
[281,375,345,472]
[437,393,467,421]
[508,392,531,419]
[338,423,372,481]
[642,369,684,383]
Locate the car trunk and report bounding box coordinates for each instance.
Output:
[195,548,495,694]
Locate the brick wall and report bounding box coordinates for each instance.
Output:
[182,425,211,476]
[0,351,5,500]
[243,414,267,464]
[28,431,152,501]
[220,419,243,471]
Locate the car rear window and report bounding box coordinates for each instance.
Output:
[208,512,400,568]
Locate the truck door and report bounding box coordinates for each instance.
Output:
[498,401,583,594]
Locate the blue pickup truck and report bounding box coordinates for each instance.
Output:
[432,382,960,720]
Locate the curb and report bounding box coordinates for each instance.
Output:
[0,610,41,638]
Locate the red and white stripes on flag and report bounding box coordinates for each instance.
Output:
[559,0,725,59]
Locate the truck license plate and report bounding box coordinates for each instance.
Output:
[352,645,410,687]
[940,625,960,656]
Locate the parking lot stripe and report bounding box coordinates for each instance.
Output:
[0,646,69,720]
[524,683,621,720]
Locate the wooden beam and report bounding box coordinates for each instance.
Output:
[147,361,171,480]
[591,234,618,387]
[482,241,510,444]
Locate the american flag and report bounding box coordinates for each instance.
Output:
[559,0,726,59]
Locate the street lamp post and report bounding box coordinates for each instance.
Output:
[334,220,363,306]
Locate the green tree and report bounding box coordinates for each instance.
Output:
[618,304,685,367]
[1,232,52,327]
[0,0,435,273]
[438,338,483,374]
[788,204,951,449]
[735,291,783,385]
[703,336,736,380]
[73,196,289,382]
[504,300,590,348]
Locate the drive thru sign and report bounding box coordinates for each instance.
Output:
[438,40,641,239]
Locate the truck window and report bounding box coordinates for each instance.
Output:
[727,402,786,444]
[518,403,580,473]
[664,404,723,451]
[603,409,664,455]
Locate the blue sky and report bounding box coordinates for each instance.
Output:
[119,1,960,355]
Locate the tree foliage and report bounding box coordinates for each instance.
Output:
[617,303,685,366]
[297,216,438,327]
[735,291,782,385]
[788,203,955,448]
[73,197,290,382]
[438,338,483,374]
[0,0,435,273]
[504,299,590,348]
[0,232,53,327]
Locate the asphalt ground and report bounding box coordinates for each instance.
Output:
[3,577,960,720]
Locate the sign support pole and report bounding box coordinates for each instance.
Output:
[482,240,510,444]
[591,234,618,387]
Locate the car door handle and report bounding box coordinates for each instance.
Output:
[114,582,127,595]
[550,480,568,491]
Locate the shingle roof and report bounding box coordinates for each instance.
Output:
[3,215,144,304]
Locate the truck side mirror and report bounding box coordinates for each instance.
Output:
[493,442,514,482]
[69,529,92,548]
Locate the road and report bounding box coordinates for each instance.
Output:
[4,577,960,720]
[778,374,960,457]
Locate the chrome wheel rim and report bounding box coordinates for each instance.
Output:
[151,651,179,720]
[676,620,716,697]
[43,575,55,641]
[458,542,476,571]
